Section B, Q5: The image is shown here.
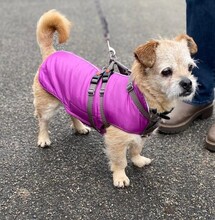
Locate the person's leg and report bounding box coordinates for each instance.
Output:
[159,0,215,135]
[186,0,215,105]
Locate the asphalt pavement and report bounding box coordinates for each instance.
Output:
[0,0,214,219]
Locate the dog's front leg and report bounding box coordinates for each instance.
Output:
[104,126,130,188]
[129,136,152,168]
[71,117,91,134]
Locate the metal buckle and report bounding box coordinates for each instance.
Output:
[127,82,134,92]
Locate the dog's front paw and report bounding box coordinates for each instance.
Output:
[37,137,51,148]
[131,155,152,168]
[74,125,91,135]
[71,118,91,135]
[113,171,130,188]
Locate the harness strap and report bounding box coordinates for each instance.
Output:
[87,74,102,129]
[142,113,160,137]
[114,59,131,75]
[99,61,115,127]
[126,77,173,136]
[99,72,110,127]
[127,77,160,136]
[87,60,115,130]
[127,77,150,120]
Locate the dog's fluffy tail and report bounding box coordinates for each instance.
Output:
[36,9,71,60]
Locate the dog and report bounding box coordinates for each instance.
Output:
[33,10,198,188]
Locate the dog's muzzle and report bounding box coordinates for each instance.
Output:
[179,77,193,97]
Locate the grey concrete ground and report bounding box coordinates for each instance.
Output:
[0,0,214,219]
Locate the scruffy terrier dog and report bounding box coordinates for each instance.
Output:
[33,10,198,187]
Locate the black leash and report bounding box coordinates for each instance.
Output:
[94,0,110,42]
[94,0,131,75]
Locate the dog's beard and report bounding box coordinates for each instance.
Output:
[162,75,198,101]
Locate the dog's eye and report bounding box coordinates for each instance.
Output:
[161,67,172,77]
[188,64,194,72]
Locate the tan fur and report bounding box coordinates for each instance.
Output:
[36,9,71,60]
[134,40,159,68]
[33,10,198,187]
[175,34,198,54]
[131,61,174,112]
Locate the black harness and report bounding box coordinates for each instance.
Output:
[87,0,172,136]
[87,56,173,136]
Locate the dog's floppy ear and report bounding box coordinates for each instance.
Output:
[175,34,198,55]
[134,40,159,68]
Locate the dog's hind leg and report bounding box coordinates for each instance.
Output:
[129,137,152,167]
[36,101,60,147]
[35,99,60,147]
[71,117,91,134]
[33,75,60,147]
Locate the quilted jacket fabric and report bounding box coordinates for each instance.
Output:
[39,51,149,134]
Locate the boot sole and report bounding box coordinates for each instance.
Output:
[158,103,213,134]
[205,138,215,152]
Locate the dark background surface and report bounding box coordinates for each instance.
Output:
[0,0,214,219]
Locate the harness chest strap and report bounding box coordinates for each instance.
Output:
[87,74,102,129]
[87,73,158,135]
[127,78,173,136]
[126,81,150,120]
[87,60,115,130]
[99,71,113,127]
[99,61,116,128]
[126,77,160,136]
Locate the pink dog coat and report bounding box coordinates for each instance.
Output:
[39,51,150,134]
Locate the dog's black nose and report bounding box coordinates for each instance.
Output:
[179,77,192,90]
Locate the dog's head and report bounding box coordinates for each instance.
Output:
[134,34,198,102]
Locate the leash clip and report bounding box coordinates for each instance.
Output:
[107,40,116,59]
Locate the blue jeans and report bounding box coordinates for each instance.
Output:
[186,0,215,105]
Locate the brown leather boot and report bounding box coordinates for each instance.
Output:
[158,101,213,134]
[206,124,215,152]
